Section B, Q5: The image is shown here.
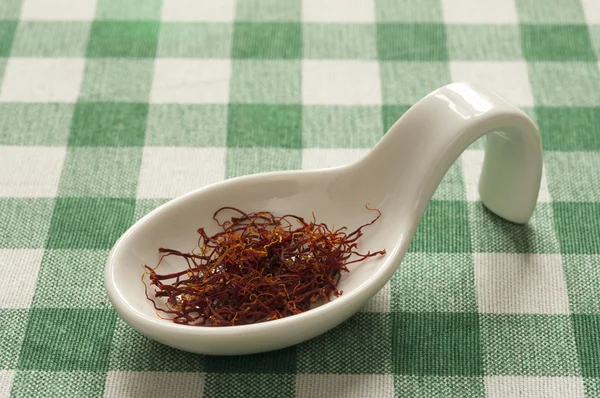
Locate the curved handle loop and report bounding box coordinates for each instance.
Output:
[360,82,543,224]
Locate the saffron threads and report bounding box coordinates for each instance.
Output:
[142,206,385,327]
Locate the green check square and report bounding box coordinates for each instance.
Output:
[0,198,54,248]
[0,309,27,369]
[86,21,159,58]
[46,198,135,249]
[545,152,600,202]
[58,147,142,198]
[375,0,442,21]
[521,107,537,123]
[469,202,560,253]
[528,62,600,106]
[392,312,483,376]
[0,0,22,19]
[380,62,450,105]
[432,160,466,201]
[585,378,600,397]
[521,25,596,61]
[303,105,383,148]
[563,255,600,314]
[18,308,116,371]
[0,57,6,82]
[157,23,232,58]
[232,22,301,59]
[480,314,579,376]
[11,22,90,57]
[297,313,392,374]
[409,201,471,253]
[536,107,600,151]
[95,0,162,20]
[0,103,73,146]
[553,202,600,254]
[31,250,109,308]
[394,376,485,397]
[588,26,600,59]
[203,374,295,398]
[230,60,301,103]
[572,314,600,377]
[303,24,377,60]
[108,318,204,371]
[79,59,154,102]
[205,347,296,374]
[391,253,477,312]
[515,0,585,23]
[382,105,410,132]
[377,23,448,60]
[69,102,148,147]
[146,104,227,146]
[0,21,17,56]
[446,25,523,60]
[226,148,301,178]
[236,0,301,21]
[227,104,302,148]
[10,371,105,398]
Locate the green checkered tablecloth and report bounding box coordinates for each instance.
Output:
[1,0,600,396]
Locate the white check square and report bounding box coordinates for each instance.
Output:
[151,59,231,104]
[303,0,375,22]
[21,0,96,20]
[484,376,585,398]
[303,60,381,105]
[0,371,15,398]
[0,58,85,103]
[474,253,570,314]
[137,147,226,199]
[442,0,518,24]
[581,0,600,24]
[461,150,550,202]
[359,281,391,313]
[161,0,236,21]
[450,61,534,107]
[0,146,66,198]
[296,374,394,398]
[104,371,205,398]
[302,148,368,170]
[0,249,44,308]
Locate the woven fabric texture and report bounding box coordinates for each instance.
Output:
[1,0,600,397]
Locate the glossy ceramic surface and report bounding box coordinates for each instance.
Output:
[105,82,543,355]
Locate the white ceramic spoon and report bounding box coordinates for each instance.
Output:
[105,82,542,355]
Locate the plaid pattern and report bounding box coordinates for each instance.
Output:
[1,0,599,397]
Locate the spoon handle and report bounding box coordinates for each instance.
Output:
[359,82,542,224]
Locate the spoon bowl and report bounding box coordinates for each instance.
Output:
[105,82,543,355]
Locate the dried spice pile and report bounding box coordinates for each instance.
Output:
[143,206,385,326]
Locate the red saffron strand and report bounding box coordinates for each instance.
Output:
[142,205,386,326]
